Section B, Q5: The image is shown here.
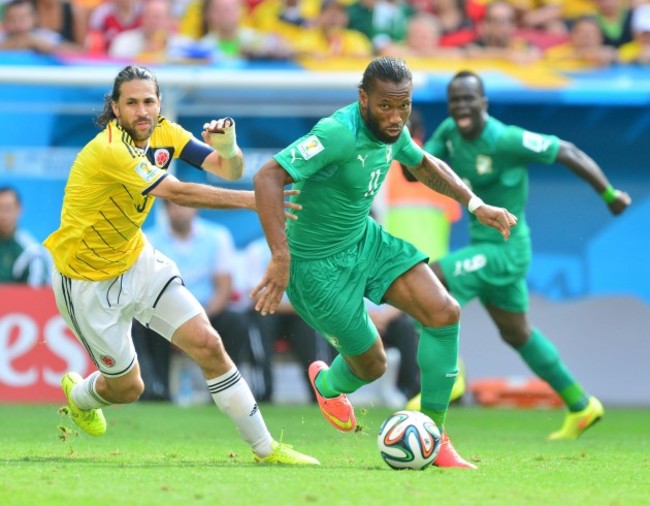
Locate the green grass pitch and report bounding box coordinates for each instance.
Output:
[1,403,648,506]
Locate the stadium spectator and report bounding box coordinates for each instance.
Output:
[86,0,143,55]
[243,235,333,403]
[420,70,631,440]
[0,0,82,53]
[248,0,319,41]
[176,0,294,62]
[416,0,477,48]
[108,0,187,62]
[593,0,633,48]
[346,0,413,52]
[292,0,373,58]
[464,0,542,62]
[379,11,465,57]
[33,0,89,47]
[561,0,600,21]
[505,0,568,35]
[618,4,650,64]
[0,186,50,286]
[46,64,319,466]
[133,199,251,402]
[543,14,617,69]
[252,56,517,469]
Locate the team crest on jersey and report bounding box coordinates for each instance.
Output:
[154,149,170,168]
[476,155,492,175]
[134,160,158,183]
[522,131,551,153]
[297,135,324,160]
[100,355,116,368]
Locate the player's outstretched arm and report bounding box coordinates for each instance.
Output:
[200,117,245,181]
[151,172,255,209]
[149,172,301,218]
[407,153,517,240]
[556,140,632,216]
[251,160,296,316]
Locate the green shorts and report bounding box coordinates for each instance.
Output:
[287,219,427,356]
[438,236,532,312]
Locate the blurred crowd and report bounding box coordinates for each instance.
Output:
[1,0,650,69]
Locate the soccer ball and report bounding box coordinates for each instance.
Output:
[377,410,441,470]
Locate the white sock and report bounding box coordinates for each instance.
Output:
[207,366,273,457]
[71,371,111,410]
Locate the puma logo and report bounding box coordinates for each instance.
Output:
[290,148,302,163]
[357,154,367,167]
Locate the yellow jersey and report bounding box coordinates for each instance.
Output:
[44,116,206,281]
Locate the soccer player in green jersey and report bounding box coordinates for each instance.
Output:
[252,56,517,469]
[45,65,318,466]
[419,70,631,440]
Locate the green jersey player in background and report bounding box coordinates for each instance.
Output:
[252,56,517,469]
[410,70,631,440]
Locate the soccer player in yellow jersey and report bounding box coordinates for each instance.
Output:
[44,65,319,466]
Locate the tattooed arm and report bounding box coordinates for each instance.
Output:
[406,153,474,204]
[405,153,518,240]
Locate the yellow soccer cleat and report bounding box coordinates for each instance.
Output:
[61,372,107,437]
[548,396,604,441]
[253,440,320,465]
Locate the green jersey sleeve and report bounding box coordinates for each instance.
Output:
[274,118,356,182]
[498,125,560,165]
[394,125,425,168]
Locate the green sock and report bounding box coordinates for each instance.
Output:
[315,354,371,398]
[516,328,589,411]
[418,323,460,430]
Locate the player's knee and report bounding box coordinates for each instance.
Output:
[500,329,528,348]
[190,329,226,367]
[420,294,460,328]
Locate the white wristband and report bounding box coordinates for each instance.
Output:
[468,195,484,214]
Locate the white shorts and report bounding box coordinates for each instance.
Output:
[52,243,203,377]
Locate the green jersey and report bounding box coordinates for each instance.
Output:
[424,116,560,243]
[275,102,424,259]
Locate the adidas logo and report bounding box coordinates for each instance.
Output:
[249,404,259,417]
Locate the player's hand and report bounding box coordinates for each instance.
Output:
[474,205,517,241]
[202,117,239,158]
[247,190,302,220]
[282,189,302,221]
[251,255,290,316]
[608,189,631,216]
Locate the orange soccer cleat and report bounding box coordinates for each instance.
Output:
[434,432,477,470]
[308,361,357,433]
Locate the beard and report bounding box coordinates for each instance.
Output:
[363,106,401,144]
[119,118,154,143]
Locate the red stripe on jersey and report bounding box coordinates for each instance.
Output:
[108,124,112,142]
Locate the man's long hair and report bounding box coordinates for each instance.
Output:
[96,65,161,128]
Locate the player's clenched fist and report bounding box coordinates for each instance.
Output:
[202,117,239,159]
